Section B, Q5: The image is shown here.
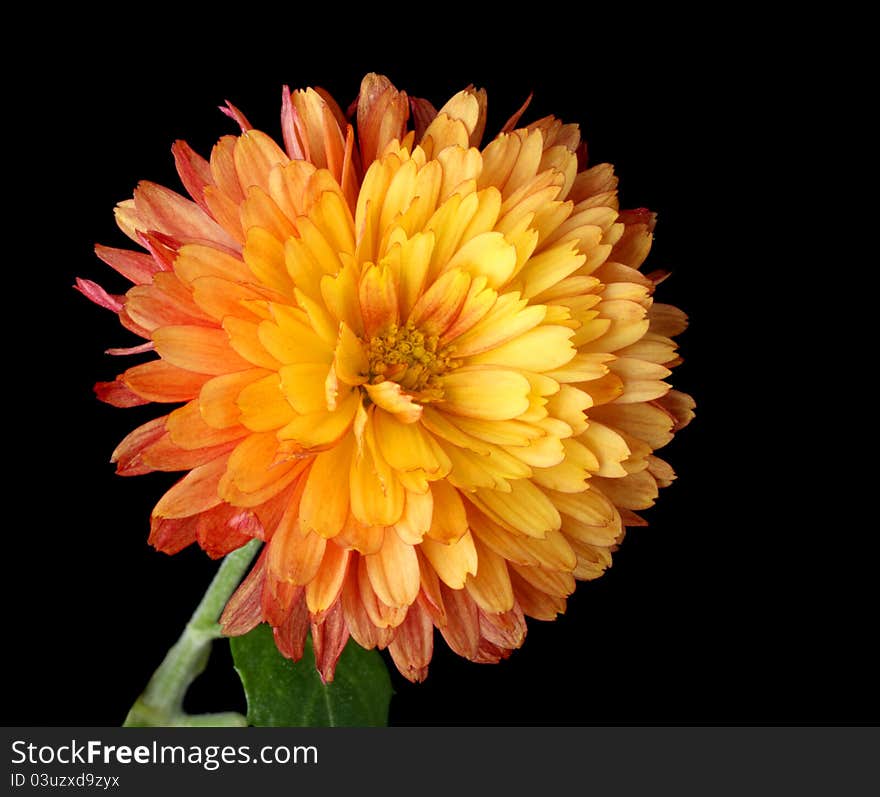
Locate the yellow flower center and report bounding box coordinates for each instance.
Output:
[366,322,458,400]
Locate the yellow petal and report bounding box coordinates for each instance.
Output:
[365,528,420,608]
[580,299,650,353]
[408,268,470,336]
[364,381,423,424]
[545,385,591,436]
[464,536,514,612]
[333,321,370,386]
[321,258,364,335]
[468,479,560,537]
[589,402,674,450]
[279,363,333,414]
[426,479,469,544]
[372,410,449,474]
[441,368,531,420]
[277,389,359,448]
[581,420,630,477]
[436,88,486,147]
[450,293,545,358]
[394,488,434,545]
[548,487,616,527]
[258,305,332,365]
[359,261,399,337]
[336,513,385,555]
[444,231,517,289]
[468,325,575,372]
[420,530,478,589]
[349,419,405,526]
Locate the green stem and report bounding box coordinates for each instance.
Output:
[123,539,262,727]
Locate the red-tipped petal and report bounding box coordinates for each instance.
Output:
[94,244,161,285]
[410,96,438,141]
[221,549,268,636]
[388,600,434,682]
[357,73,409,167]
[172,140,213,211]
[478,604,527,650]
[261,574,302,629]
[273,590,309,661]
[501,92,534,133]
[220,100,253,132]
[94,379,150,407]
[74,278,124,312]
[311,601,350,684]
[281,85,306,160]
[196,502,261,559]
[438,584,480,659]
[111,416,167,475]
[148,514,199,555]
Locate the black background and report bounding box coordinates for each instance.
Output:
[7,21,873,727]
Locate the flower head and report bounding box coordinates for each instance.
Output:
[82,74,694,682]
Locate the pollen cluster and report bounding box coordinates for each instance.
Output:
[366,322,457,399]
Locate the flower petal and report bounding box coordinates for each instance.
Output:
[441,368,531,421]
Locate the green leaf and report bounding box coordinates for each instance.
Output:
[230,624,392,727]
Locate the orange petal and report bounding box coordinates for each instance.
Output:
[408,268,470,337]
[299,437,353,539]
[94,244,160,285]
[152,455,228,519]
[133,181,237,247]
[199,368,269,429]
[268,501,327,586]
[111,416,167,475]
[306,543,351,615]
[234,129,290,194]
[359,262,398,337]
[237,372,297,431]
[508,568,567,620]
[349,420,405,527]
[123,360,211,402]
[153,325,250,375]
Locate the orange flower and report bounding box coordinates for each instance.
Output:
[81,74,694,682]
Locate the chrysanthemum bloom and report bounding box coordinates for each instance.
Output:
[81,74,694,682]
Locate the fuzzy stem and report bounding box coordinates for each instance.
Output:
[123,539,261,727]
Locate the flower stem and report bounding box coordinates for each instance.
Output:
[123,539,262,727]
